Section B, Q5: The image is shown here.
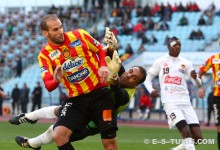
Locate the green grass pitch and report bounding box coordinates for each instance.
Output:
[0,122,217,150]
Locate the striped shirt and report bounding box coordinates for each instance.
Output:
[38,28,107,97]
[200,54,220,96]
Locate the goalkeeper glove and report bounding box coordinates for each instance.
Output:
[105,51,121,80]
[103,27,117,51]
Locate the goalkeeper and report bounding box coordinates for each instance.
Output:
[9,28,147,150]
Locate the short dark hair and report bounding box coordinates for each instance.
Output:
[40,14,59,31]
[132,66,147,84]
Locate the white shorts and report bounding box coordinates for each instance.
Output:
[163,103,199,129]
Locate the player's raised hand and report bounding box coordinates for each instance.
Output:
[98,66,110,83]
[150,89,160,98]
[54,66,63,83]
[105,51,121,80]
[103,27,117,51]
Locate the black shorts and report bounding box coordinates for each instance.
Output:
[213,96,220,126]
[53,87,117,136]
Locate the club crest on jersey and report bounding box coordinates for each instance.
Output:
[178,64,185,73]
[49,50,61,60]
[67,68,89,83]
[62,49,71,59]
[62,57,83,72]
[69,39,81,48]
[213,59,220,64]
[40,66,48,74]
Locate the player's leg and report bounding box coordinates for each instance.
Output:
[9,106,60,125]
[92,88,118,150]
[52,97,90,150]
[15,125,54,149]
[164,104,195,150]
[213,101,220,150]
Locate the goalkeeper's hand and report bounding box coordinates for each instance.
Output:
[105,51,121,80]
[103,27,117,51]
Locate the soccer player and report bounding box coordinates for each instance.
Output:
[198,49,220,150]
[10,55,146,149]
[34,14,118,150]
[144,37,204,150]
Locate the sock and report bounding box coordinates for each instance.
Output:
[171,144,184,150]
[29,125,54,148]
[58,142,74,150]
[218,132,220,150]
[183,138,195,150]
[25,106,57,120]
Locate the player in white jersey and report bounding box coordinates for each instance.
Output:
[144,37,205,150]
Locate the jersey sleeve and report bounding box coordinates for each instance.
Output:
[148,58,162,76]
[38,52,59,92]
[199,55,212,73]
[78,29,106,66]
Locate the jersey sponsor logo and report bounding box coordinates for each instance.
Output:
[62,57,83,72]
[213,59,220,64]
[103,110,112,122]
[49,49,61,60]
[69,39,81,48]
[164,75,182,85]
[93,39,99,46]
[40,66,48,74]
[67,68,89,83]
[216,80,220,86]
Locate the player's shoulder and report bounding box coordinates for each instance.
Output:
[179,56,191,64]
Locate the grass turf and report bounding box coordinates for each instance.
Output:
[0,122,217,150]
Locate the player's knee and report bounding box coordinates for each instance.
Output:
[101,128,117,150]
[52,126,72,143]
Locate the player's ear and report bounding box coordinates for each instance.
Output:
[42,30,48,37]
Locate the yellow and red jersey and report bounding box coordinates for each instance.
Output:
[200,54,220,96]
[38,28,107,97]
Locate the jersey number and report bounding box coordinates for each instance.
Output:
[170,113,176,121]
[163,67,169,74]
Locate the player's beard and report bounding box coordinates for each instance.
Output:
[48,33,64,45]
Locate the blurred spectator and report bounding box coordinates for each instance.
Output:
[0,86,4,116]
[204,2,215,18]
[137,88,152,120]
[206,87,214,126]
[148,34,158,45]
[146,16,155,30]
[137,43,146,54]
[198,15,206,25]
[11,84,20,115]
[141,34,149,44]
[120,44,134,62]
[7,21,14,36]
[31,82,42,111]
[178,15,188,26]
[189,29,204,40]
[164,35,170,45]
[178,2,185,12]
[160,19,169,30]
[154,22,161,30]
[122,0,135,8]
[15,56,22,77]
[172,3,178,12]
[20,83,30,113]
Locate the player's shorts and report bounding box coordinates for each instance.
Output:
[163,103,199,129]
[54,87,117,138]
[213,96,220,126]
